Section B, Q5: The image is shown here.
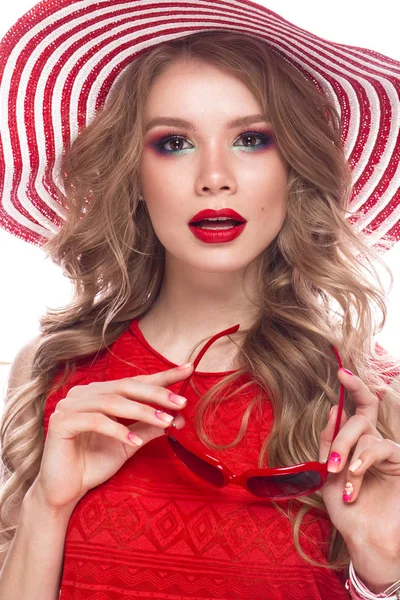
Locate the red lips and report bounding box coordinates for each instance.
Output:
[188,208,247,244]
[189,208,246,224]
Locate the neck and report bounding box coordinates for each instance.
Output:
[139,256,262,370]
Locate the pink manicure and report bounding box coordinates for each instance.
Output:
[327,452,341,473]
[341,368,354,376]
[127,432,143,446]
[176,362,193,370]
[169,393,187,406]
[155,410,174,423]
[343,482,354,502]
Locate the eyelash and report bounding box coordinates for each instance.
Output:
[153,130,274,154]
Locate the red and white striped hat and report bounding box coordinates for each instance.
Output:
[0,0,399,250]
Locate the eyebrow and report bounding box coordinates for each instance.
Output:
[144,114,268,133]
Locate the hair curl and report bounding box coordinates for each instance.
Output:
[1,30,399,573]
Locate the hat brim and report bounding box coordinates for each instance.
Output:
[0,0,399,250]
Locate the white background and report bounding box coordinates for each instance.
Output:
[1,1,399,407]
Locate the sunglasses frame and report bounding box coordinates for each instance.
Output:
[166,324,345,500]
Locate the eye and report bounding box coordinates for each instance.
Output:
[235,131,274,149]
[159,135,192,153]
[153,130,274,154]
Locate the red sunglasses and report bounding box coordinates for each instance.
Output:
[166,324,345,500]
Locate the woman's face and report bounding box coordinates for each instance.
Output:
[139,58,288,274]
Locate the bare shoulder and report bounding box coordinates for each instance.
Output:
[6,335,42,397]
[0,337,42,572]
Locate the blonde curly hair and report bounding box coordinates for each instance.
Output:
[1,30,399,573]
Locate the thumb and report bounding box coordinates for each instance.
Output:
[127,413,186,447]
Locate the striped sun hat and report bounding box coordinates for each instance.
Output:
[0,0,399,251]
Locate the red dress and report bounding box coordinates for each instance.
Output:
[43,320,350,599]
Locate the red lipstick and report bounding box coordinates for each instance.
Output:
[189,208,245,223]
[188,208,247,244]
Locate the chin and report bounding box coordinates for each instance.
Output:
[185,255,259,274]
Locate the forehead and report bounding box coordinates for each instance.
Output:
[144,59,264,123]
[147,57,247,92]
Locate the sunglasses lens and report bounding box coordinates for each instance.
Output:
[247,470,322,498]
[168,436,225,487]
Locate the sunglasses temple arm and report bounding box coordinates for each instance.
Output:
[331,344,345,440]
[177,334,345,441]
[178,324,240,397]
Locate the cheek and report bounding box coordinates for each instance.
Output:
[259,162,288,214]
[143,191,183,242]
[145,197,175,229]
[254,167,287,241]
[139,150,186,203]
[259,202,286,239]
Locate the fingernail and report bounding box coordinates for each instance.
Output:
[169,393,187,406]
[349,458,362,473]
[343,481,354,502]
[327,451,341,472]
[329,406,335,418]
[176,362,193,369]
[341,368,354,376]
[127,432,143,446]
[155,410,174,423]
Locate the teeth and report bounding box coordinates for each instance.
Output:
[204,217,230,221]
[191,216,244,223]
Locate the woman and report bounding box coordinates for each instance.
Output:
[0,1,400,598]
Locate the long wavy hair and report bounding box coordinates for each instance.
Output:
[1,30,399,571]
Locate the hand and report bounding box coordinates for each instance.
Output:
[319,369,400,588]
[33,363,194,513]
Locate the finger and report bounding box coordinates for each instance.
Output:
[75,361,194,397]
[50,410,146,448]
[134,362,194,385]
[319,405,348,462]
[130,413,186,446]
[325,414,382,473]
[337,368,379,428]
[343,437,400,503]
[68,393,182,429]
[66,375,191,413]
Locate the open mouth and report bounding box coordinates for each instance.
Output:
[189,217,244,230]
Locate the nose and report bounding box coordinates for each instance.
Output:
[195,147,237,197]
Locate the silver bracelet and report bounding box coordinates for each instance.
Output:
[348,561,400,599]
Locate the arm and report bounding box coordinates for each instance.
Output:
[0,482,76,600]
[321,367,400,596]
[346,377,400,594]
[347,544,400,594]
[0,336,75,598]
